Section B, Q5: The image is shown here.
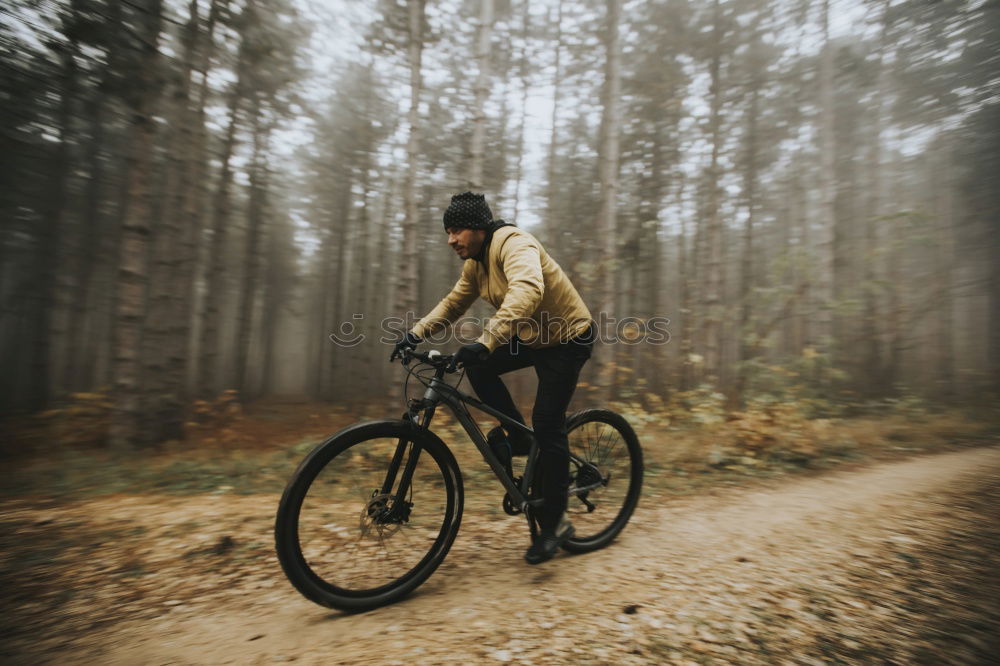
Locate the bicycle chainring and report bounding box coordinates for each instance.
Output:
[501,477,524,516]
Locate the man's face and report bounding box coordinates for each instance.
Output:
[446,227,486,260]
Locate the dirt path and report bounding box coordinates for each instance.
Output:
[3,447,1000,665]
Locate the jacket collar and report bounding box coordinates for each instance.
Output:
[472,220,510,263]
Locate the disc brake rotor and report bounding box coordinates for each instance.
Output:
[360,492,403,538]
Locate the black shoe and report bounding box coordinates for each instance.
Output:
[507,430,533,457]
[524,514,574,565]
[487,427,513,475]
[488,426,533,459]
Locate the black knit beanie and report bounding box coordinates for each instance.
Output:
[443,192,493,230]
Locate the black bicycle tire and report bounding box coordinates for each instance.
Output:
[561,408,643,554]
[274,420,464,611]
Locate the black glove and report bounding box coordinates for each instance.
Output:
[449,342,489,372]
[390,331,422,361]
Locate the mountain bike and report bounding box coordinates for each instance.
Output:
[274,347,643,611]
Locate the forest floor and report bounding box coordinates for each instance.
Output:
[2,416,999,664]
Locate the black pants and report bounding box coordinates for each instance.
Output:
[466,324,594,530]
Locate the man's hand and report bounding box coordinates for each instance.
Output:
[449,342,489,372]
[390,331,422,361]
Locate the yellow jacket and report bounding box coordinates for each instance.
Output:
[412,226,593,352]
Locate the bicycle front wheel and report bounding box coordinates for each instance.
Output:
[562,409,643,553]
[275,421,463,611]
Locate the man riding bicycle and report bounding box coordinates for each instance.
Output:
[392,191,595,564]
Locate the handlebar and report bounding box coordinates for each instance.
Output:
[396,347,457,372]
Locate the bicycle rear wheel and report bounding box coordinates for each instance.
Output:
[562,409,643,553]
[275,421,463,611]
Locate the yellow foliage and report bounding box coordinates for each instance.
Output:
[69,392,105,401]
[36,391,113,447]
[189,391,243,431]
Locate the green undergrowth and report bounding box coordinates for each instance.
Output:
[620,399,1000,496]
[0,438,321,500]
[2,399,998,502]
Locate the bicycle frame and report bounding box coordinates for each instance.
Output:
[383,358,597,518]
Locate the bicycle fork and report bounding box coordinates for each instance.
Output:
[376,399,437,523]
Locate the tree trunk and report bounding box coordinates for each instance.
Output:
[990,218,1000,395]
[734,80,760,406]
[377,170,402,403]
[643,179,665,398]
[310,221,335,399]
[198,45,247,395]
[235,97,270,396]
[97,121,134,390]
[691,179,706,385]
[468,0,494,191]
[594,0,622,397]
[933,141,955,396]
[327,180,353,401]
[66,93,105,393]
[141,0,208,442]
[30,4,82,410]
[678,184,693,391]
[65,0,126,394]
[355,106,376,394]
[259,217,284,397]
[884,176,905,392]
[861,0,892,395]
[702,0,724,387]
[543,0,564,246]
[109,0,164,448]
[815,0,837,369]
[511,0,531,222]
[182,0,224,396]
[397,0,425,322]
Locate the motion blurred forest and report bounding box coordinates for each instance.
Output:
[1,0,998,450]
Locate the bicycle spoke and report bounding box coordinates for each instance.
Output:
[564,413,638,546]
[591,423,608,462]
